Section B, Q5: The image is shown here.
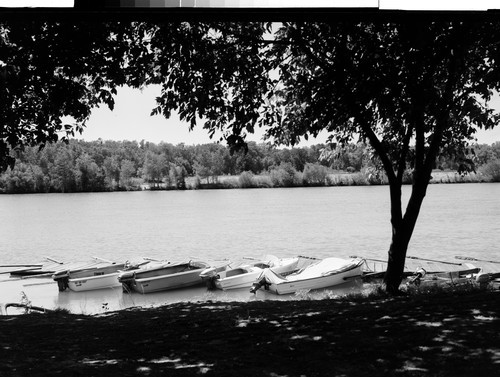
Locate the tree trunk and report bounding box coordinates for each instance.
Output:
[384,220,412,294]
[384,182,429,293]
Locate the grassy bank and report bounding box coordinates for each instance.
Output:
[1,288,499,376]
[177,169,493,190]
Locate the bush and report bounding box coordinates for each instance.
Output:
[302,163,329,186]
[220,176,239,188]
[253,175,273,188]
[269,163,302,187]
[479,159,500,182]
[186,176,201,190]
[122,177,142,191]
[326,173,368,186]
[238,171,255,188]
[362,167,388,185]
[169,165,187,189]
[402,169,414,185]
[350,172,370,185]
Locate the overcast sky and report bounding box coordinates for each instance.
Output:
[78,86,279,146]
[78,85,500,146]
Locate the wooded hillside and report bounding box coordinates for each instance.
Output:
[1,140,499,193]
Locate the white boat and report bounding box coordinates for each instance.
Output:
[52,262,131,292]
[118,260,209,294]
[250,257,365,295]
[203,264,265,290]
[200,255,301,291]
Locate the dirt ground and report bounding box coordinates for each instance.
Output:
[1,288,499,377]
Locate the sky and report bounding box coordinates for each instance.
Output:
[77,85,291,146]
[78,85,500,147]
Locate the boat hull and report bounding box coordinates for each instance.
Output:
[120,261,209,294]
[254,257,364,295]
[53,263,128,292]
[132,269,205,294]
[68,273,122,292]
[214,267,263,290]
[213,257,300,291]
[271,266,362,295]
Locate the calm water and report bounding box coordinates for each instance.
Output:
[1,183,499,264]
[1,183,499,313]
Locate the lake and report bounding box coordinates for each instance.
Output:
[1,183,499,313]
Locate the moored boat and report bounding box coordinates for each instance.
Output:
[52,262,135,292]
[406,266,481,289]
[250,257,365,295]
[200,255,301,290]
[118,260,209,294]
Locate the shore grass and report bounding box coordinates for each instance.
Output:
[1,285,499,376]
[179,169,492,191]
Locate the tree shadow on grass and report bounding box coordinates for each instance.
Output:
[0,290,498,376]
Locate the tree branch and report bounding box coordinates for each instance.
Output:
[295,23,337,68]
[357,116,397,185]
[396,122,413,183]
[289,24,335,73]
[423,24,466,178]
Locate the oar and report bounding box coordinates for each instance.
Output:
[0,264,43,268]
[92,256,114,264]
[0,270,24,276]
[143,257,162,262]
[406,256,463,266]
[45,256,64,264]
[350,255,387,263]
[1,267,42,275]
[0,278,21,282]
[23,280,56,286]
[455,256,500,264]
[21,272,55,279]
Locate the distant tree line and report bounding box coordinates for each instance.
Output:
[1,139,499,194]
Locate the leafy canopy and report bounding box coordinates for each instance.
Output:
[260,21,500,182]
[2,19,500,177]
[0,21,132,171]
[125,20,500,185]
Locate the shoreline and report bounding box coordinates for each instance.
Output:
[1,288,499,376]
[1,170,495,195]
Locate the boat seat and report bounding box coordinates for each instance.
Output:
[253,263,270,269]
[226,268,246,277]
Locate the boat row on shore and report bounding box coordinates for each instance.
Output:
[2,255,366,295]
[2,254,499,297]
[50,255,365,295]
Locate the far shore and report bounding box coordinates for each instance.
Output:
[142,169,492,191]
[1,168,496,195]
